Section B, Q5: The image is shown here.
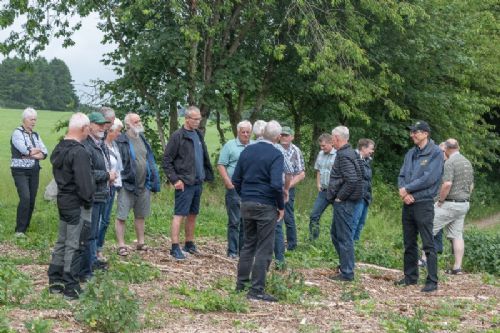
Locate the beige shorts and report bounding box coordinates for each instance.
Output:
[116,188,151,220]
[433,201,470,239]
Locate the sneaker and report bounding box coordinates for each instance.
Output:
[170,247,187,261]
[421,283,438,293]
[63,291,80,301]
[328,274,353,282]
[183,243,199,255]
[79,275,92,283]
[228,253,239,260]
[92,260,109,271]
[48,284,64,295]
[14,232,26,238]
[247,292,278,303]
[394,278,418,286]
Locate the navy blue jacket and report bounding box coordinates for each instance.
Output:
[398,139,444,202]
[232,141,284,210]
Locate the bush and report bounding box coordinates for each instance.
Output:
[75,272,140,333]
[463,230,499,275]
[0,262,32,304]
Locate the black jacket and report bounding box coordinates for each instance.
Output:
[82,136,110,203]
[327,143,363,202]
[163,127,214,185]
[51,139,95,210]
[356,150,373,204]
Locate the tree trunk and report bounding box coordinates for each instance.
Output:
[309,122,322,167]
[155,109,166,149]
[215,110,226,145]
[169,100,179,138]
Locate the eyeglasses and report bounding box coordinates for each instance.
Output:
[188,116,202,121]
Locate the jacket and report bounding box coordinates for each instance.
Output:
[327,143,363,202]
[163,127,214,186]
[356,150,373,204]
[116,132,161,195]
[398,139,444,202]
[82,136,110,203]
[51,139,95,210]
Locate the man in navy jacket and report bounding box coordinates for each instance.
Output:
[396,120,444,292]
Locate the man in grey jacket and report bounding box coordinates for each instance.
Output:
[396,120,443,292]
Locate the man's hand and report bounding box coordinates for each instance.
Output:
[224,180,235,190]
[174,180,185,191]
[334,198,342,203]
[403,194,415,205]
[277,209,284,221]
[399,187,408,199]
[108,171,117,183]
[283,189,289,203]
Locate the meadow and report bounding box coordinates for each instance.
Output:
[0,107,498,333]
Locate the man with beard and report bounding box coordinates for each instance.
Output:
[80,112,116,281]
[115,113,161,256]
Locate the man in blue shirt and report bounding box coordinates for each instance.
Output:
[217,120,253,259]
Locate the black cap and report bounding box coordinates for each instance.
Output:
[408,120,431,133]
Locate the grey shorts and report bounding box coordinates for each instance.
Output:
[433,201,470,239]
[116,188,151,220]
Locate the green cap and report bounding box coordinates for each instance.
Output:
[88,112,109,124]
[281,126,294,135]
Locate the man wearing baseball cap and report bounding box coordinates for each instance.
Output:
[396,120,444,292]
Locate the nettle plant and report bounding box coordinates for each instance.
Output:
[0,262,32,304]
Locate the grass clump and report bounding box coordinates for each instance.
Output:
[75,272,140,333]
[340,284,370,302]
[0,312,15,333]
[0,262,32,304]
[24,318,53,333]
[266,270,321,303]
[382,307,431,333]
[107,254,161,283]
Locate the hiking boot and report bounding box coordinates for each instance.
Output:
[48,284,64,295]
[394,278,418,286]
[183,243,199,255]
[63,288,81,301]
[170,246,187,261]
[247,292,278,303]
[328,274,353,282]
[421,283,438,293]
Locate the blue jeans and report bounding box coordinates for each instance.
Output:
[80,201,106,278]
[97,186,117,252]
[352,200,369,241]
[309,190,331,240]
[226,189,244,256]
[274,219,285,263]
[331,200,356,280]
[284,187,297,250]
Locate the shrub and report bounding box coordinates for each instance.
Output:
[75,272,140,333]
[463,230,499,275]
[107,254,160,283]
[0,262,32,304]
[266,270,321,303]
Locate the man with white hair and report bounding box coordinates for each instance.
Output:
[115,113,161,256]
[99,106,116,132]
[252,120,267,140]
[217,120,253,259]
[163,106,214,260]
[48,113,95,300]
[327,125,363,282]
[233,120,284,302]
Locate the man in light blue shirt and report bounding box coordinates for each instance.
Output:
[217,120,253,258]
[309,133,336,240]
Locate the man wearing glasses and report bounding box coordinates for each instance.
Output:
[396,120,444,292]
[163,106,214,260]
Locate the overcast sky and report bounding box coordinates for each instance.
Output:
[0,13,117,102]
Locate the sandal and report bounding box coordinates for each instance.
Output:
[117,246,129,257]
[445,268,463,275]
[136,243,149,251]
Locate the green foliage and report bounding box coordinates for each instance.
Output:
[339,284,370,302]
[106,254,161,283]
[0,312,15,333]
[23,288,69,310]
[170,281,248,313]
[24,318,53,333]
[0,262,32,304]
[462,229,500,275]
[382,308,431,333]
[266,270,321,304]
[75,272,140,333]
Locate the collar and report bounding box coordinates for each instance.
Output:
[448,151,460,158]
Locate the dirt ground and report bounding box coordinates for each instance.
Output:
[2,238,498,333]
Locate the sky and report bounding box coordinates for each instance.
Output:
[0,13,117,103]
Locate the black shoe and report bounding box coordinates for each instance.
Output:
[93,260,109,271]
[79,275,92,283]
[328,274,353,282]
[183,243,199,255]
[247,292,278,302]
[421,283,438,293]
[63,290,80,301]
[48,284,64,295]
[170,247,187,260]
[394,278,418,286]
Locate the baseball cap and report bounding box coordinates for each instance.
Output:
[408,120,431,133]
[281,126,294,135]
[88,112,109,124]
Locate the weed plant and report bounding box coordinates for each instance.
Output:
[381,307,431,333]
[266,270,322,303]
[462,229,499,275]
[107,254,161,283]
[24,318,53,333]
[0,262,32,304]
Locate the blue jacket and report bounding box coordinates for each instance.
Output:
[398,139,443,202]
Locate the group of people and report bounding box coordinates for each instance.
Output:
[9,107,473,302]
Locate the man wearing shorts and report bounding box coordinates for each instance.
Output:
[163,106,214,260]
[434,138,473,275]
[115,113,161,256]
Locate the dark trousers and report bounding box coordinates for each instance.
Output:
[48,207,91,294]
[274,219,285,262]
[284,187,297,250]
[309,190,331,240]
[80,202,105,278]
[331,200,356,280]
[97,186,117,252]
[237,202,277,294]
[226,189,244,256]
[402,201,438,285]
[12,167,40,233]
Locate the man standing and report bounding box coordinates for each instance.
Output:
[397,120,444,292]
[163,106,214,260]
[233,120,284,302]
[352,139,375,241]
[80,112,115,281]
[434,139,473,275]
[309,133,336,240]
[115,113,161,256]
[276,126,305,251]
[48,113,95,300]
[327,126,363,282]
[217,120,253,259]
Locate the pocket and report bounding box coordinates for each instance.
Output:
[58,208,81,225]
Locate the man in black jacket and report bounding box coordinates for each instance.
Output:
[327,126,363,282]
[163,106,214,260]
[80,112,116,280]
[48,113,95,300]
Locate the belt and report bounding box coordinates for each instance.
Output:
[445,199,469,202]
